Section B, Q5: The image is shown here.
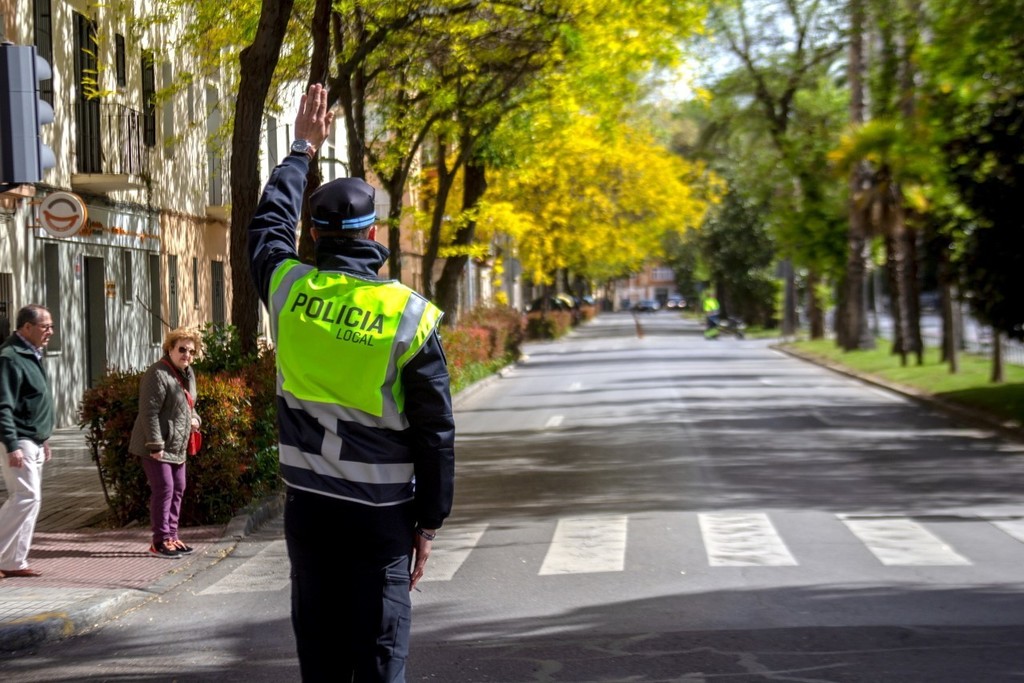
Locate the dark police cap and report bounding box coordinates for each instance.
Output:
[309,177,377,231]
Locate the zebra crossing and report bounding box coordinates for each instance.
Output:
[204,511,1024,593]
[422,511,1024,581]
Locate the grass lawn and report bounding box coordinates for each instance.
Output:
[783,338,1024,428]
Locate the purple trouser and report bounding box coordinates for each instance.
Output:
[140,456,187,545]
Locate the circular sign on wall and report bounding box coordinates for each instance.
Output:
[39,191,88,238]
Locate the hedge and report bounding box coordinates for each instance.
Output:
[79,350,281,527]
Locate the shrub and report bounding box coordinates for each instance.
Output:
[79,330,281,527]
[525,310,573,339]
[462,305,526,357]
[193,323,254,373]
[78,368,147,527]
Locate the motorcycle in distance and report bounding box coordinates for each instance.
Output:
[704,315,746,340]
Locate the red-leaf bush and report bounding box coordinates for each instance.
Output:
[79,343,281,527]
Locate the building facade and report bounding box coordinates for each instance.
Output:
[1,0,230,426]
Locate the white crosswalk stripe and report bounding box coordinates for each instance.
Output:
[992,518,1024,544]
[539,515,628,575]
[200,540,290,594]
[699,512,797,566]
[839,517,971,566]
[422,523,488,582]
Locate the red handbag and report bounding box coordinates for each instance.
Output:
[188,430,203,456]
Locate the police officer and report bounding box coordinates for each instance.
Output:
[702,291,721,339]
[248,84,455,683]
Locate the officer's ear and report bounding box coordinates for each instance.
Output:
[367,225,377,241]
[310,227,320,242]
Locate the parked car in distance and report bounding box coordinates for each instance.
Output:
[633,299,660,312]
[665,296,686,310]
[528,294,576,313]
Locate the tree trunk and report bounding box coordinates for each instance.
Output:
[991,331,1004,383]
[903,223,923,364]
[898,4,923,365]
[843,186,873,351]
[385,175,406,282]
[942,283,959,373]
[229,0,296,355]
[936,237,959,373]
[328,10,368,180]
[296,0,334,264]
[841,0,874,351]
[882,181,909,365]
[808,269,824,339]
[436,160,487,324]
[884,232,906,365]
[781,258,797,337]
[421,137,452,301]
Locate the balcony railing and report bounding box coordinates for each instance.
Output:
[72,102,150,193]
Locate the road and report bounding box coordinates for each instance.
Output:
[4,311,1024,682]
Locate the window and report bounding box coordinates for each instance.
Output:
[115,34,126,88]
[211,261,225,325]
[192,257,199,308]
[142,50,156,148]
[121,250,133,304]
[168,255,179,328]
[162,62,174,157]
[652,267,674,282]
[74,13,101,173]
[148,254,161,343]
[267,115,279,167]
[43,244,62,350]
[0,273,12,339]
[33,0,53,106]
[206,86,222,205]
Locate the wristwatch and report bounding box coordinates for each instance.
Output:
[290,139,315,159]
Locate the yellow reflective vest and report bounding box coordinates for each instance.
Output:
[268,258,443,505]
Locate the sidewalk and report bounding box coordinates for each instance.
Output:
[0,425,282,651]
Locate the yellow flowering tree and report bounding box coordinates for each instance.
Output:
[481,114,720,288]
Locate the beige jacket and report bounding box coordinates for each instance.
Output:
[128,357,200,465]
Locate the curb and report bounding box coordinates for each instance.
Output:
[0,590,141,652]
[0,492,286,652]
[773,343,1024,444]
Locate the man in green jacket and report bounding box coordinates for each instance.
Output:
[0,304,55,578]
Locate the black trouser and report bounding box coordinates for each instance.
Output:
[285,488,413,683]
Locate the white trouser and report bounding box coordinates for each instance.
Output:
[0,439,45,570]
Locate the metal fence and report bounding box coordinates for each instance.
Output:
[874,312,1024,366]
[76,102,149,178]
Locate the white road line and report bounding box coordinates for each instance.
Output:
[539,515,628,575]
[545,414,564,428]
[699,512,798,566]
[991,519,1024,544]
[567,382,582,392]
[842,518,971,566]
[422,523,489,582]
[200,540,290,594]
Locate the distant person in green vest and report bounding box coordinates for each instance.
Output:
[0,304,55,579]
[248,83,455,682]
[702,292,721,339]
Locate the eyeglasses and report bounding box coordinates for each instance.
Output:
[36,323,55,331]
[177,347,196,356]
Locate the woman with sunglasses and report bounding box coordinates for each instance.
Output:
[129,328,202,559]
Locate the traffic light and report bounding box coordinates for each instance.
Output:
[0,44,55,185]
